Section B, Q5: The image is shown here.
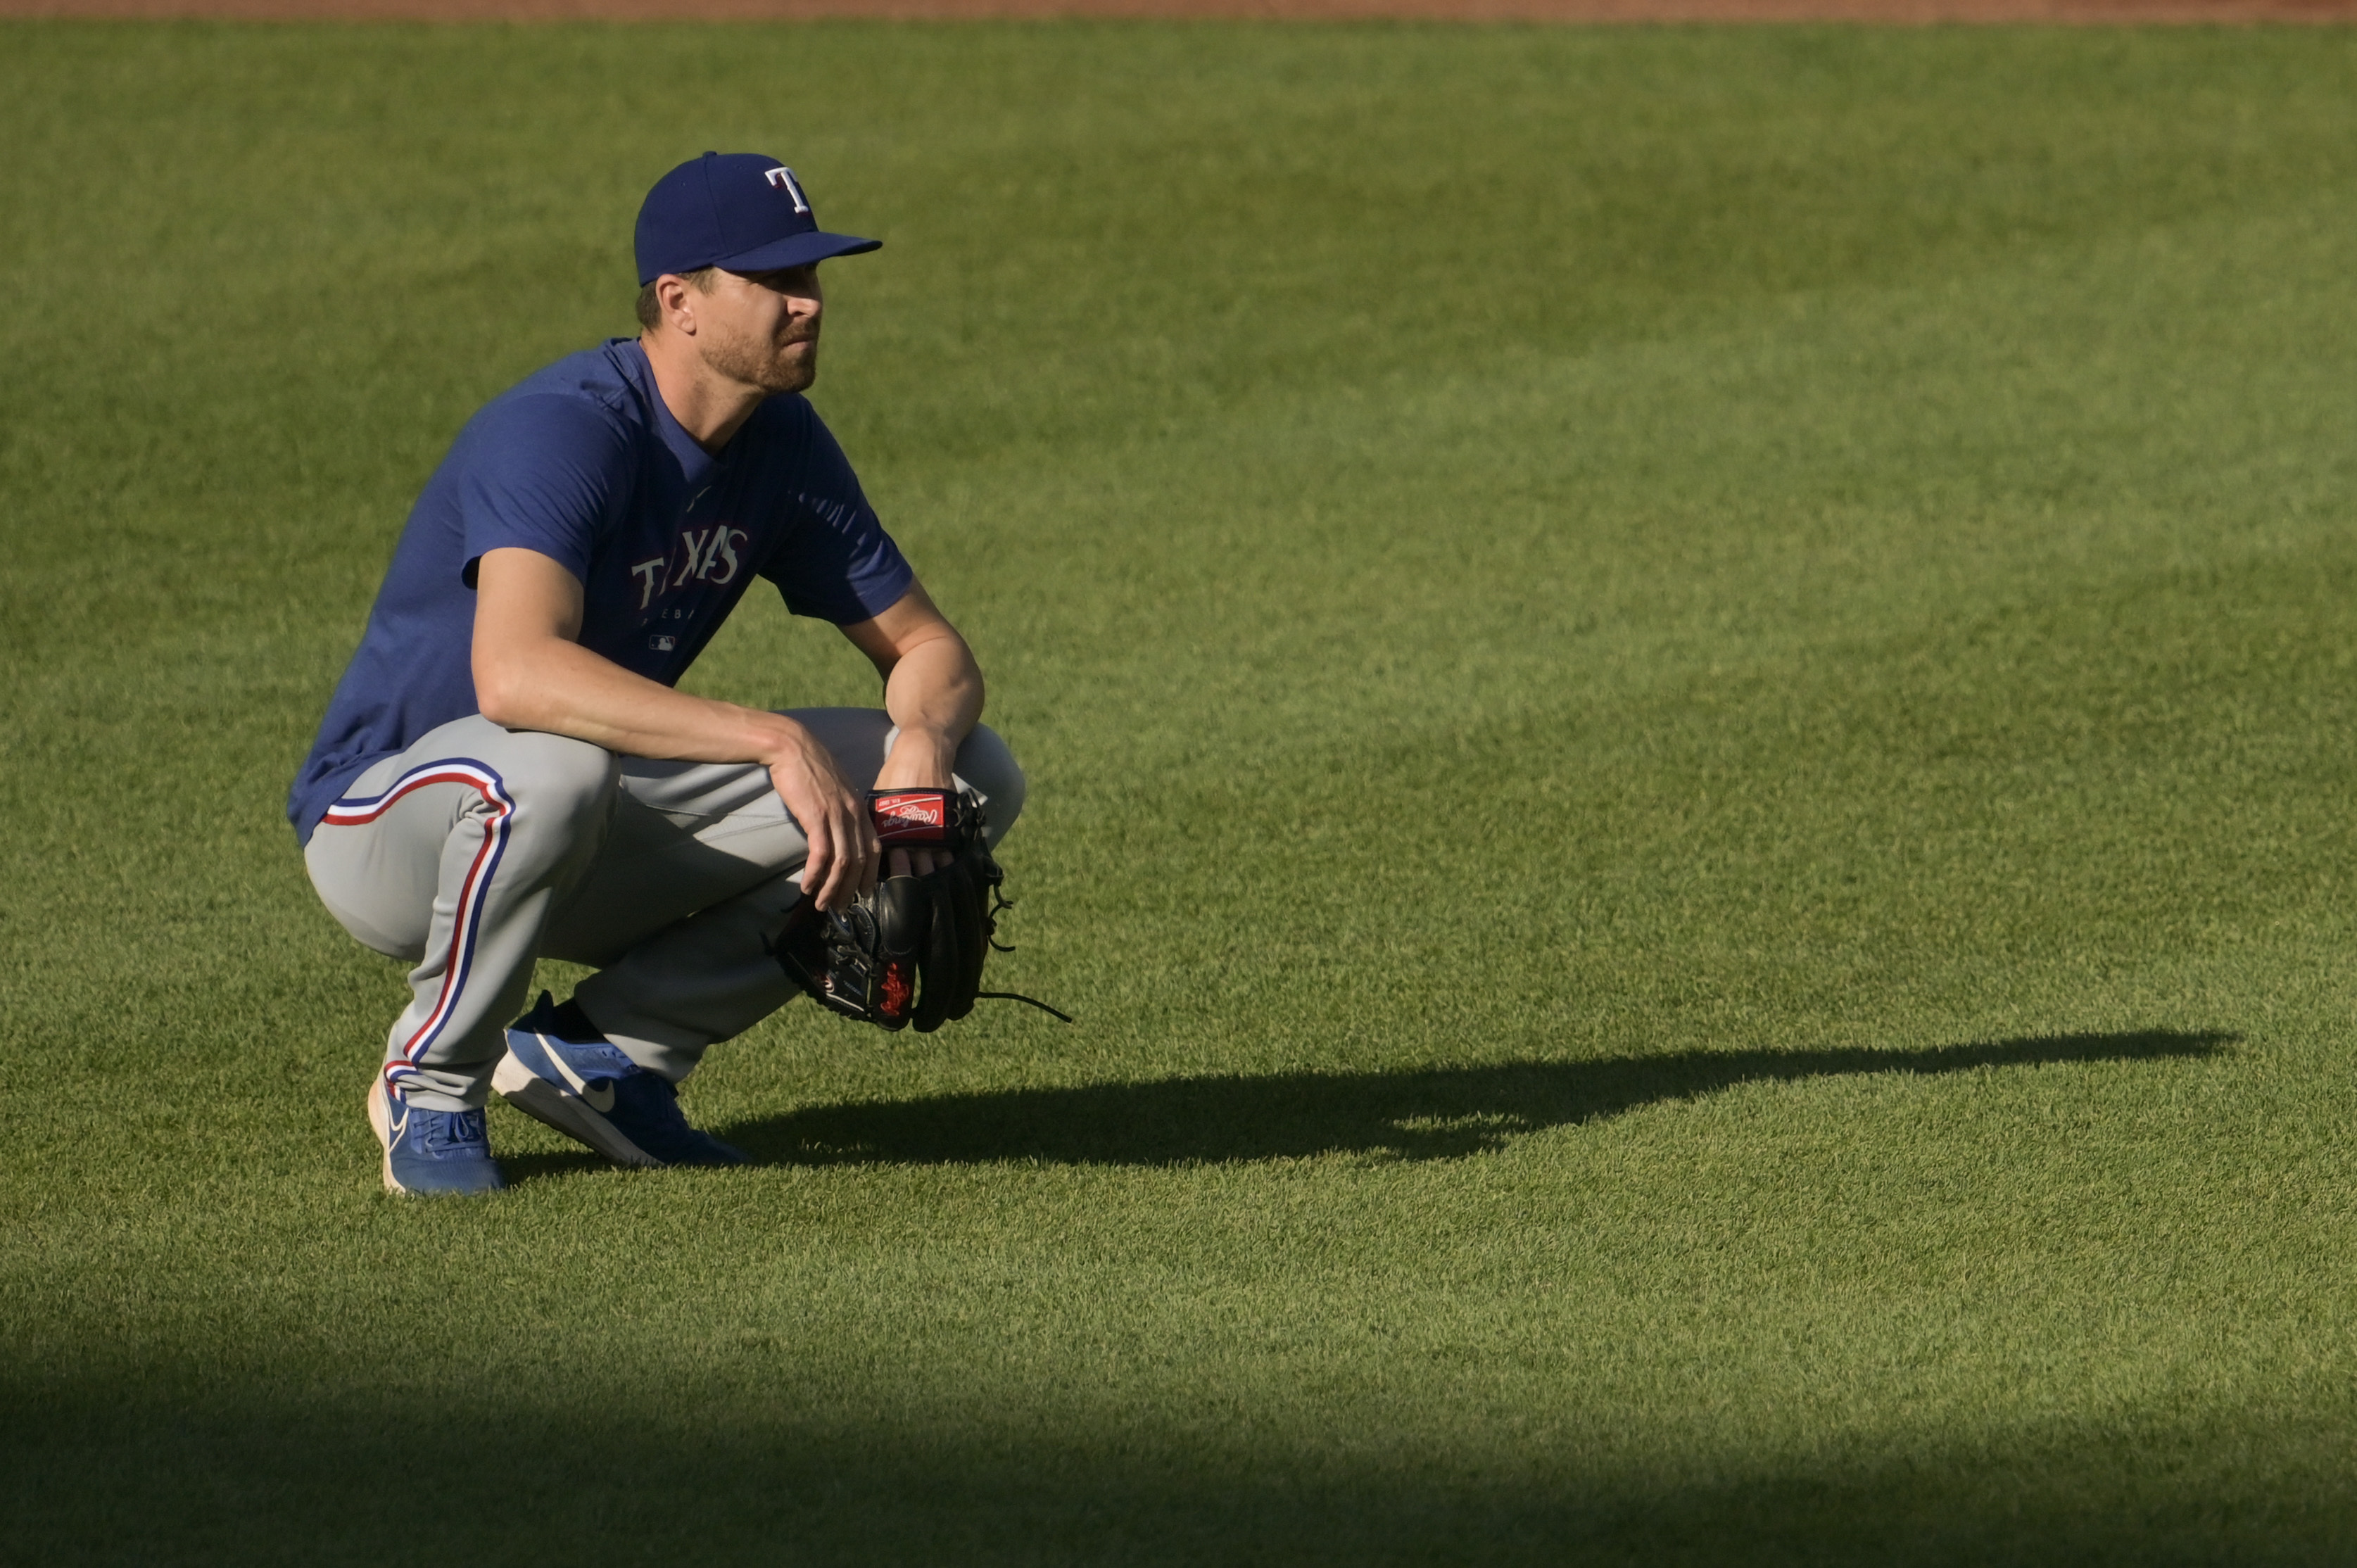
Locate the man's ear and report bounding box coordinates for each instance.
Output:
[655,274,700,336]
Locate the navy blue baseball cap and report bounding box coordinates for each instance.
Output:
[634,152,880,286]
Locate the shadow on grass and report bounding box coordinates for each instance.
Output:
[693,1028,2232,1172]
[10,1344,2349,1567]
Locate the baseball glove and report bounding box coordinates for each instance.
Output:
[770,787,1070,1032]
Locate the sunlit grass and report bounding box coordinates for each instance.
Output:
[4,20,2356,1562]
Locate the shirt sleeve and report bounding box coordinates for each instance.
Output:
[762,408,916,624]
[448,393,633,586]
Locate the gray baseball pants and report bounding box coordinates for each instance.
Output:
[303,709,1025,1113]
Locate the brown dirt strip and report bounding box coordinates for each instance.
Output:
[6,0,2352,25]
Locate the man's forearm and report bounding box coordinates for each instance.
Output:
[469,543,880,909]
[875,632,984,787]
[477,637,800,765]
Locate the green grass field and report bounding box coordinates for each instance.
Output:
[6,18,2357,1563]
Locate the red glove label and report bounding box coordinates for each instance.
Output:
[871,790,950,845]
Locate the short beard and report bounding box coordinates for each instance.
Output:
[704,322,817,396]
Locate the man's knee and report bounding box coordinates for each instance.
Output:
[498,730,621,839]
[956,725,1025,845]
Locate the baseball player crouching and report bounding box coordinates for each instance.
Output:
[288,153,1022,1195]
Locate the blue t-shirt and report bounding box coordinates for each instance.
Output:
[287,339,913,843]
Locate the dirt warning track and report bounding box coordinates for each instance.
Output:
[5,0,2353,21]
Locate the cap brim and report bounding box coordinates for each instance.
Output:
[713,230,882,274]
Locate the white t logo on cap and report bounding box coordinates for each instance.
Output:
[764,166,811,215]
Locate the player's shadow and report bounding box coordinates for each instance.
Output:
[700,1028,2230,1171]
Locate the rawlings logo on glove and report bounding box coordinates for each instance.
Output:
[770,788,1070,1032]
[870,790,948,842]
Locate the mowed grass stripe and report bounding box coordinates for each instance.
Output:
[4,20,2357,1564]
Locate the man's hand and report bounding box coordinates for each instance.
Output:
[761,720,879,909]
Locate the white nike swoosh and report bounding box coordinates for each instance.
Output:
[536,1031,618,1115]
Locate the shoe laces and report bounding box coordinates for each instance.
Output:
[423,1108,490,1157]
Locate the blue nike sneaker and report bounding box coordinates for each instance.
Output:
[367,1077,506,1196]
[493,992,748,1169]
